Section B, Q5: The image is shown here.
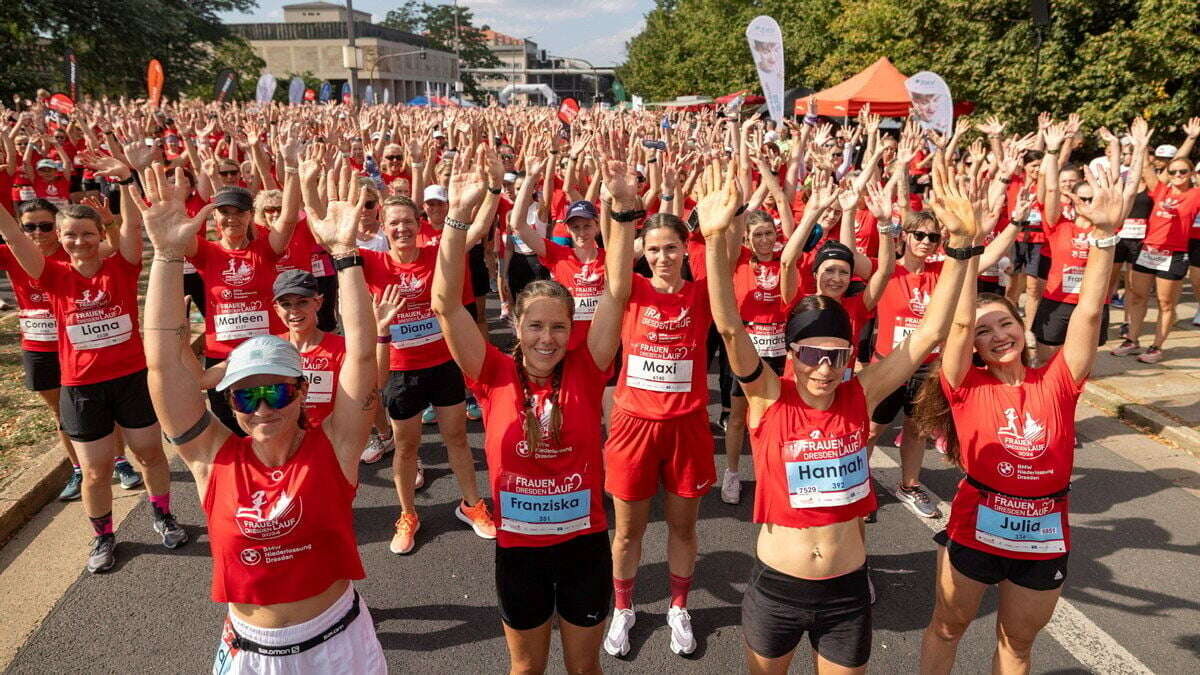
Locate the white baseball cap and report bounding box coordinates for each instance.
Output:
[215,335,303,392]
[1154,144,1178,159]
[423,184,448,202]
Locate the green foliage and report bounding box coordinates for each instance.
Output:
[618,0,1200,128]
[181,38,268,102]
[2,0,257,101]
[380,1,502,103]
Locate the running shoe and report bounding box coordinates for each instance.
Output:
[717,410,729,432]
[896,484,941,518]
[58,470,83,501]
[421,405,437,425]
[389,512,420,555]
[1137,346,1164,364]
[863,509,878,524]
[720,468,741,505]
[414,458,425,490]
[153,512,189,549]
[113,460,143,490]
[1111,293,1125,309]
[604,608,635,657]
[934,434,949,456]
[87,534,116,574]
[1111,339,1141,356]
[666,605,697,655]
[360,431,394,464]
[465,399,483,422]
[456,499,497,539]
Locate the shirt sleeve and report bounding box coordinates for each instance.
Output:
[1043,350,1086,398]
[464,342,509,401]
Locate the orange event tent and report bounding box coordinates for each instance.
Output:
[793,57,912,118]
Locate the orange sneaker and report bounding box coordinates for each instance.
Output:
[389,512,420,555]
[455,499,497,539]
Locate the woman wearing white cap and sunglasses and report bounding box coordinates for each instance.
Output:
[702,157,977,674]
[140,161,385,673]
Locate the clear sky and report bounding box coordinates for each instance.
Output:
[218,0,655,66]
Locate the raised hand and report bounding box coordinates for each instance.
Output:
[1184,117,1200,139]
[133,163,213,255]
[309,160,365,254]
[864,181,893,222]
[374,284,408,329]
[447,145,488,217]
[696,160,742,239]
[78,151,131,182]
[928,158,979,242]
[80,194,115,226]
[122,139,158,172]
[1071,168,1124,232]
[978,115,1006,137]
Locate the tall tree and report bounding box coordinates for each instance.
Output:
[618,0,1200,128]
[380,1,502,103]
[2,0,257,100]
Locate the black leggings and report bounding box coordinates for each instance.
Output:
[706,325,733,410]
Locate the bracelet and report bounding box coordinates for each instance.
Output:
[734,203,749,216]
[333,253,363,271]
[117,175,135,185]
[376,334,392,344]
[659,194,674,202]
[611,209,646,223]
[488,187,501,195]
[411,161,424,168]
[284,166,298,174]
[444,217,470,231]
[164,412,212,446]
[550,150,559,155]
[154,256,185,263]
[1088,233,1120,249]
[647,158,657,164]
[943,244,985,260]
[877,222,900,236]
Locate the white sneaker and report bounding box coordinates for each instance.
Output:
[667,605,697,655]
[720,468,741,505]
[360,432,394,464]
[603,608,635,657]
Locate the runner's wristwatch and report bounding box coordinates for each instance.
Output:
[1088,233,1119,248]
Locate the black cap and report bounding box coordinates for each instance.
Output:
[273,269,319,301]
[213,186,253,211]
[813,240,854,273]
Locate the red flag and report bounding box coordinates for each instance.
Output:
[557,98,580,125]
[147,59,164,108]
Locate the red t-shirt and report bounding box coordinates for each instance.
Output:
[538,241,605,351]
[360,247,470,371]
[257,215,333,278]
[733,249,789,359]
[941,352,1083,560]
[748,378,876,529]
[203,428,365,604]
[466,342,611,548]
[297,332,346,430]
[32,175,71,208]
[1144,183,1200,252]
[38,254,146,386]
[853,208,879,259]
[614,274,712,420]
[1042,209,1091,305]
[190,237,284,359]
[0,170,14,214]
[0,245,70,352]
[872,260,942,362]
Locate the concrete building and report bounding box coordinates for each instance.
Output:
[228,1,458,104]
[473,30,615,106]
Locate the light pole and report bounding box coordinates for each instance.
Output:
[368,49,427,102]
[344,0,359,103]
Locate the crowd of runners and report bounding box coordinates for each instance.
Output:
[0,92,1194,673]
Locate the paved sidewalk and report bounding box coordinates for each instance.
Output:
[1087,298,1200,453]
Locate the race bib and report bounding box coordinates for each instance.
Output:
[19,312,57,342]
[783,444,870,508]
[1136,245,1173,272]
[975,492,1067,554]
[66,314,132,350]
[389,311,442,348]
[1119,217,1146,239]
[573,293,599,321]
[214,310,270,341]
[892,322,938,355]
[311,253,329,277]
[183,260,197,274]
[303,369,334,403]
[748,322,786,357]
[626,354,692,392]
[1061,266,1084,295]
[498,473,590,536]
[1193,213,1200,230]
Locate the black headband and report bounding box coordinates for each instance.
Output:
[786,304,852,347]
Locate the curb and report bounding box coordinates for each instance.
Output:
[1082,382,1200,461]
[0,446,69,548]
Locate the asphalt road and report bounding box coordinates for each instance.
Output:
[4,369,1199,673]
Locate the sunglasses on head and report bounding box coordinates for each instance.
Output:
[908,230,942,244]
[1168,168,1191,176]
[22,221,54,233]
[228,382,301,414]
[384,154,404,161]
[791,344,854,370]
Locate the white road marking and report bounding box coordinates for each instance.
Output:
[869,450,1154,675]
